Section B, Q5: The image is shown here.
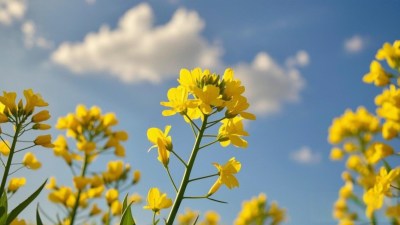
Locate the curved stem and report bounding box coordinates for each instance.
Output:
[170,150,187,167]
[165,115,209,225]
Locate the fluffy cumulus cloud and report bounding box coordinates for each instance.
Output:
[51,3,222,83]
[21,20,53,49]
[234,52,306,114]
[344,35,365,53]
[0,0,26,25]
[290,146,321,165]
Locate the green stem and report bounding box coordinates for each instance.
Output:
[198,140,219,150]
[165,115,209,225]
[69,154,89,225]
[0,123,21,195]
[170,150,187,167]
[152,211,156,225]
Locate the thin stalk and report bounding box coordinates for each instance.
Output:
[188,173,218,183]
[198,140,219,150]
[166,167,178,192]
[184,113,200,132]
[152,211,157,225]
[165,115,208,225]
[69,153,89,225]
[0,123,21,195]
[171,150,187,167]
[14,144,35,153]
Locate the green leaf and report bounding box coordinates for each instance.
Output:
[0,191,7,225]
[6,179,47,225]
[36,204,43,225]
[120,195,136,225]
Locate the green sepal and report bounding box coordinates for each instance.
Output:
[0,191,7,225]
[6,179,47,224]
[121,194,136,225]
[36,204,43,225]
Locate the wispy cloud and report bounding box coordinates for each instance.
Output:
[21,20,53,49]
[51,3,222,83]
[234,51,307,115]
[0,0,26,26]
[344,35,365,53]
[290,146,321,165]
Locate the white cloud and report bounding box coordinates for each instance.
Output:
[285,50,310,68]
[344,35,365,53]
[0,0,26,25]
[51,3,223,83]
[21,20,53,49]
[234,52,306,114]
[290,146,321,165]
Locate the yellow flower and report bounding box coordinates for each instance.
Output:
[76,140,96,153]
[269,202,286,225]
[46,177,57,190]
[73,176,90,190]
[382,120,400,140]
[103,160,125,182]
[376,41,400,69]
[31,110,50,123]
[48,186,73,205]
[178,68,204,92]
[102,113,118,127]
[7,177,26,193]
[143,187,173,214]
[133,170,141,184]
[363,61,390,86]
[363,187,384,218]
[90,203,102,216]
[0,91,17,115]
[10,218,26,225]
[339,182,353,199]
[0,140,10,156]
[105,188,119,205]
[34,134,54,148]
[178,208,198,225]
[200,211,220,225]
[147,126,172,167]
[225,95,256,120]
[330,147,344,160]
[234,193,267,225]
[129,193,142,204]
[111,201,122,215]
[23,89,48,114]
[161,86,199,116]
[22,152,41,170]
[193,85,224,115]
[222,68,245,99]
[365,142,394,164]
[208,157,241,195]
[218,117,249,148]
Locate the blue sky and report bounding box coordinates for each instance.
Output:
[1,0,400,224]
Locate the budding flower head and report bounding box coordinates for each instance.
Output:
[105,188,119,205]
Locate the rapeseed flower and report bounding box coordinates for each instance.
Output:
[208,157,241,195]
[143,187,172,214]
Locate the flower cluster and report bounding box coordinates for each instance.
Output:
[234,193,286,225]
[329,40,400,225]
[46,105,140,225]
[0,89,53,224]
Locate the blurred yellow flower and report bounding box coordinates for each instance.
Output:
[7,177,26,193]
[22,152,41,170]
[363,61,390,86]
[0,140,10,156]
[105,188,119,205]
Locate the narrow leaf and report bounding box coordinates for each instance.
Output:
[0,191,7,225]
[6,179,47,224]
[36,204,43,225]
[120,197,135,225]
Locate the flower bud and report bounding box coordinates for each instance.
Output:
[32,123,51,130]
[32,110,50,123]
[34,134,54,148]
